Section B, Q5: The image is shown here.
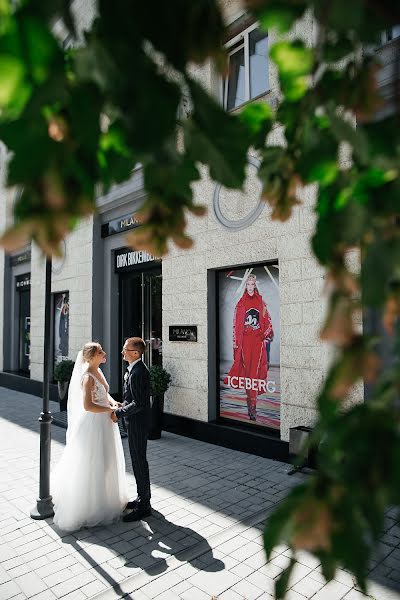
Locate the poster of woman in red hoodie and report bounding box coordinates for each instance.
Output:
[219,263,280,429]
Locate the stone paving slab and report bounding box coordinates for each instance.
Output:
[0,387,400,600]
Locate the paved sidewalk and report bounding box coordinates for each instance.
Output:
[0,387,399,600]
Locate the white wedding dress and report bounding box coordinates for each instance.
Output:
[52,359,129,532]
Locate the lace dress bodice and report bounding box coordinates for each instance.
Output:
[82,372,109,408]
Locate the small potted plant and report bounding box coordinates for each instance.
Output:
[149,365,171,440]
[53,359,75,411]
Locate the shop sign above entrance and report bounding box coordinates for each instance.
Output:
[15,273,31,290]
[10,250,31,266]
[115,247,160,272]
[102,213,141,238]
[169,325,197,342]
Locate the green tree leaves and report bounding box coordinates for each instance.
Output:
[270,40,314,78]
[0,54,25,106]
[184,78,251,189]
[246,0,308,34]
[0,2,400,597]
[118,0,226,71]
[238,101,273,149]
[270,39,314,101]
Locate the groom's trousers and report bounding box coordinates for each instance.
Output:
[127,414,151,502]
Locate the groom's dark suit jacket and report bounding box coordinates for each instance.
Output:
[115,359,151,501]
[116,359,150,424]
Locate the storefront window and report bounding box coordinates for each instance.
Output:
[116,246,162,373]
[15,273,31,374]
[218,261,280,430]
[53,292,69,368]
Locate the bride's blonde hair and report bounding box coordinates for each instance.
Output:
[82,342,101,362]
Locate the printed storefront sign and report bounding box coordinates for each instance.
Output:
[53,292,69,367]
[218,261,280,430]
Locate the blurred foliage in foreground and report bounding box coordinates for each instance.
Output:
[1,0,400,597]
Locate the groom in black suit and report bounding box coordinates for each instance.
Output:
[112,337,151,522]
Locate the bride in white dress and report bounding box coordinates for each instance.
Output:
[52,342,129,531]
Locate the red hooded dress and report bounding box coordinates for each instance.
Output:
[225,289,273,409]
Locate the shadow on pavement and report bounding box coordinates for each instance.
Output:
[2,389,400,597]
[0,389,296,527]
[50,508,225,599]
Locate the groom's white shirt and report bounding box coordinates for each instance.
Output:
[125,358,141,380]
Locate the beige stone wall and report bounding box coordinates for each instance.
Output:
[0,146,21,373]
[71,0,96,33]
[162,174,330,441]
[163,2,329,441]
[28,0,96,381]
[30,219,93,381]
[0,0,363,441]
[53,0,96,42]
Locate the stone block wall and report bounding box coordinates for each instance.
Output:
[162,178,331,440]
[0,0,365,441]
[30,218,93,381]
[162,2,331,441]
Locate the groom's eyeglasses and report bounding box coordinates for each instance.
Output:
[121,347,138,354]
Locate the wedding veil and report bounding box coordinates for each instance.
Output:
[66,350,87,442]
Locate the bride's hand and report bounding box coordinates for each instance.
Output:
[108,401,118,409]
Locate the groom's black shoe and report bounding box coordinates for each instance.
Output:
[126,498,139,510]
[123,503,152,522]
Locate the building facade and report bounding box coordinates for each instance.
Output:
[2,1,396,458]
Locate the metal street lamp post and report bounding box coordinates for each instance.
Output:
[31,257,54,519]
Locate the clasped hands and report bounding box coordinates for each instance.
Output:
[108,396,122,423]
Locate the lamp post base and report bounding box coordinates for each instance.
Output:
[30,496,54,520]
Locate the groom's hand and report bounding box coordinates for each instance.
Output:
[110,412,118,423]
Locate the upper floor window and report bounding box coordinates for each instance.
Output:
[224,23,269,111]
[382,26,400,44]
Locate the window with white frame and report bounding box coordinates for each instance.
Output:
[62,34,75,50]
[224,23,269,111]
[382,25,400,44]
